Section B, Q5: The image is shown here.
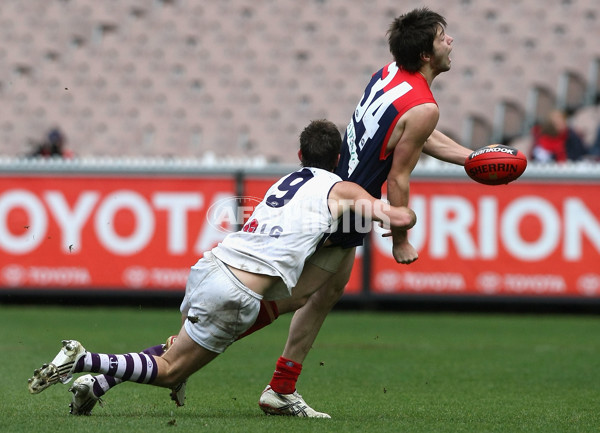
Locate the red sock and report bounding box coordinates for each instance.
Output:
[269,356,302,394]
[237,300,279,340]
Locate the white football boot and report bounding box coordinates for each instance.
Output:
[258,385,331,418]
[28,340,86,394]
[69,374,103,416]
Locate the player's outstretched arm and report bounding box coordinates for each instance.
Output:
[423,129,473,165]
[328,181,416,230]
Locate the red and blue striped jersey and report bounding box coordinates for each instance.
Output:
[329,62,437,248]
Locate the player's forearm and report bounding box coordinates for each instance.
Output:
[386,171,410,208]
[423,129,471,165]
[386,173,412,242]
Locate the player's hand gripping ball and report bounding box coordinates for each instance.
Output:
[464,145,527,185]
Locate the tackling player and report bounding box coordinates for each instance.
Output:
[27,119,417,416]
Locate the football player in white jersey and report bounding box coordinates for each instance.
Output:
[28,120,417,416]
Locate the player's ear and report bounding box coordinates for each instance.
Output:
[298,149,303,162]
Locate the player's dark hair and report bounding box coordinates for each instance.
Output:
[387,7,447,73]
[299,119,341,171]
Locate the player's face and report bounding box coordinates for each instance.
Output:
[430,25,453,74]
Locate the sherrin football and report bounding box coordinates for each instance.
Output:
[464,145,527,185]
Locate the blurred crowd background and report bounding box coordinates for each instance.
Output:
[0,0,599,164]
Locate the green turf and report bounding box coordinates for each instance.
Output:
[1,305,599,432]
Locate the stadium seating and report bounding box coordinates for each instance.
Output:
[0,0,598,162]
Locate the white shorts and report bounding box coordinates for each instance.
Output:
[180,251,262,353]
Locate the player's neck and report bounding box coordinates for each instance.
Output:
[418,70,433,87]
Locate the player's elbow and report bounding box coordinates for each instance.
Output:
[386,172,409,190]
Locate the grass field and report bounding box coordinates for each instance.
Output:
[2,304,599,433]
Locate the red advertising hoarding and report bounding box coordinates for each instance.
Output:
[0,175,235,291]
[1,173,599,299]
[369,180,600,298]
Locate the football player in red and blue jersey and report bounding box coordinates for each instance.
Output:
[258,7,476,417]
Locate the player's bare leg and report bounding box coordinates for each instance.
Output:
[236,256,343,340]
[259,248,355,418]
[152,325,219,388]
[282,248,355,364]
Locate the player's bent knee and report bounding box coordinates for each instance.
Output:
[286,294,311,312]
[316,281,345,305]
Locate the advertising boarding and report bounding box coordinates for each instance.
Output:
[0,173,599,299]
